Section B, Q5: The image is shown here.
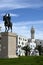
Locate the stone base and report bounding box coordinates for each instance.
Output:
[0,32,17,58]
[8,55,18,58]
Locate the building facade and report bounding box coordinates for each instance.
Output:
[27,26,43,56]
[0,26,43,57]
[16,35,28,56]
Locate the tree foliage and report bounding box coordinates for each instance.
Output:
[22,45,30,56]
[36,45,42,55]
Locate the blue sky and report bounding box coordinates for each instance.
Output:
[0,0,43,39]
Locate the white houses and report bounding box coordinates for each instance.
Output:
[16,35,28,56]
[29,39,36,50]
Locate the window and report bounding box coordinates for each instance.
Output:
[22,42,24,45]
[40,42,41,44]
[19,41,20,44]
[19,37,20,40]
[31,45,32,47]
[25,39,27,41]
[19,37,22,40]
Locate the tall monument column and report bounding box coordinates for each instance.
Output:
[31,26,35,39]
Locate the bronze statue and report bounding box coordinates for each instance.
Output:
[3,13,12,32]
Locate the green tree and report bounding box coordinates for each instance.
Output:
[36,45,42,55]
[22,45,30,56]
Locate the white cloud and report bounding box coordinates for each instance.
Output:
[0,20,43,39]
[35,30,43,40]
[1,13,19,17]
[10,13,19,17]
[13,20,43,26]
[0,0,43,10]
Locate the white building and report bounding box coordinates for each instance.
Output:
[29,39,36,55]
[16,26,39,56]
[16,35,28,56]
[29,39,36,50]
[28,26,36,49]
[27,26,39,56]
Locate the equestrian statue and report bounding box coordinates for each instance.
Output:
[3,13,12,32]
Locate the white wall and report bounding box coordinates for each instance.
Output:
[16,35,28,56]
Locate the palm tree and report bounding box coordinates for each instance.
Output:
[35,45,42,55]
[22,45,30,56]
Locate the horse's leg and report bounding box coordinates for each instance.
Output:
[11,24,12,32]
[6,26,7,32]
[5,26,6,32]
[5,27,6,32]
[7,22,12,32]
[7,26,9,32]
[7,27,9,31]
[9,23,12,32]
[11,23,12,32]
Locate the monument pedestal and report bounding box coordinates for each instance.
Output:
[0,32,17,58]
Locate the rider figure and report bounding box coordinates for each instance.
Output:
[7,13,11,25]
[3,13,12,32]
[3,13,7,26]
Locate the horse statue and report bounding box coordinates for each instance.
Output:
[3,13,12,32]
